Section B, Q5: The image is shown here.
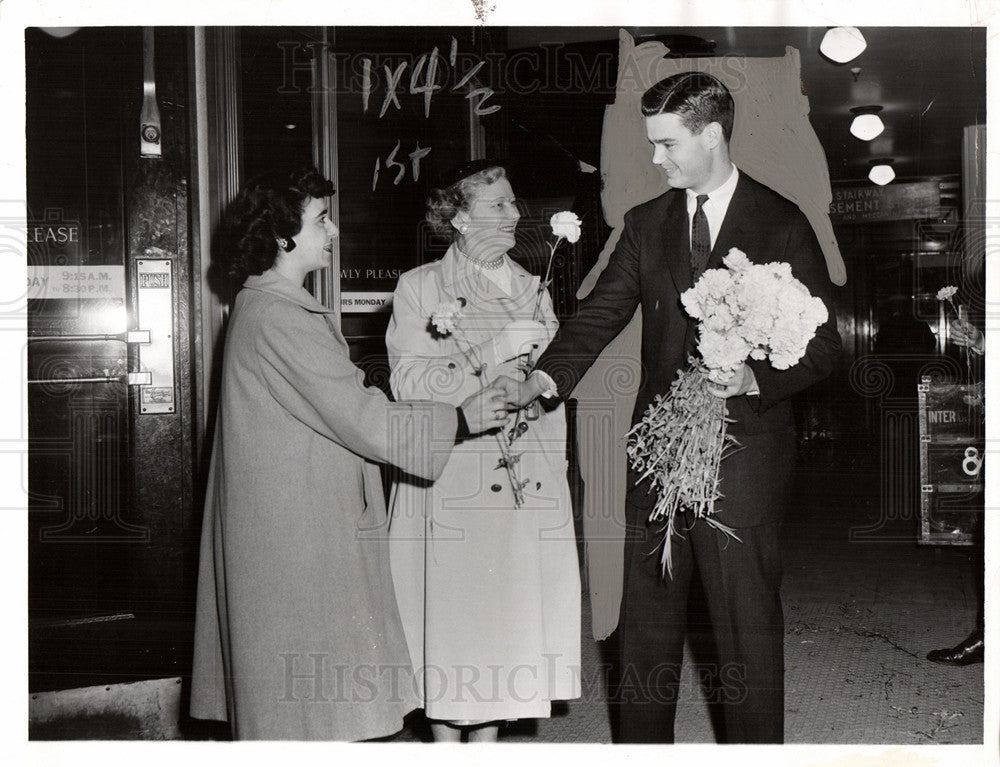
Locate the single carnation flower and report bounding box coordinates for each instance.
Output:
[550,211,582,243]
[937,285,958,302]
[723,247,752,272]
[430,299,464,335]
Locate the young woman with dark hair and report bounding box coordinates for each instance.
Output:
[190,167,510,741]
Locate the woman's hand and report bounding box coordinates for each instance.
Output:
[459,385,512,434]
[493,373,548,408]
[949,318,985,354]
[493,319,553,362]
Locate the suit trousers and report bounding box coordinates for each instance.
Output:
[612,503,785,743]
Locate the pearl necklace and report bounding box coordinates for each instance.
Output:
[461,251,506,271]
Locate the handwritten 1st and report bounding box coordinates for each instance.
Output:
[369,37,500,191]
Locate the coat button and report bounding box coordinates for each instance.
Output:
[490,484,503,493]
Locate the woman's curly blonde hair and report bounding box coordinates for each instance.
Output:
[425,164,507,238]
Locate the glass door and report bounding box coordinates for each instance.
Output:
[26,27,197,692]
[27,28,143,688]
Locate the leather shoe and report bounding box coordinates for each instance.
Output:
[926,630,984,666]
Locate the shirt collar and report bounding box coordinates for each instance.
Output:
[686,163,739,212]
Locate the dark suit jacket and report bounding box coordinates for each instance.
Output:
[535,172,842,527]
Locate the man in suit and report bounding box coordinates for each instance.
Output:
[499,72,841,743]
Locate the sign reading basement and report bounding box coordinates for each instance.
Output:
[829,181,940,223]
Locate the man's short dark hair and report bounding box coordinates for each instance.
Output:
[641,72,735,142]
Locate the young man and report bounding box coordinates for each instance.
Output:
[501,72,841,743]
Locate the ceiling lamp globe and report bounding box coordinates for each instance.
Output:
[821,27,867,63]
[869,163,896,186]
[850,112,885,141]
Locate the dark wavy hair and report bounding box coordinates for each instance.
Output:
[425,162,507,238]
[641,72,735,142]
[215,167,335,286]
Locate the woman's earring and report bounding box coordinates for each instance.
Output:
[277,238,294,252]
[459,225,469,233]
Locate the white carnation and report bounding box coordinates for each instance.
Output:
[681,269,732,320]
[698,328,752,373]
[550,211,582,243]
[937,285,958,302]
[429,299,464,335]
[722,247,752,272]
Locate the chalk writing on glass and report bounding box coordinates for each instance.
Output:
[362,36,499,191]
[362,39,500,120]
[372,142,433,191]
[379,61,408,118]
[410,49,442,119]
[361,58,372,113]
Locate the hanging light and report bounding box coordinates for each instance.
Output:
[868,159,895,185]
[40,28,81,38]
[850,105,885,141]
[820,27,867,63]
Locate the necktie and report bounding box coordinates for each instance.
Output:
[690,194,711,278]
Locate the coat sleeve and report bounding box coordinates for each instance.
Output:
[746,211,842,412]
[254,301,458,481]
[385,273,503,405]
[533,208,643,400]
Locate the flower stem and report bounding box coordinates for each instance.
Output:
[625,362,738,577]
[533,237,562,320]
[452,326,526,508]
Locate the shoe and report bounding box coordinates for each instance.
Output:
[926,630,984,666]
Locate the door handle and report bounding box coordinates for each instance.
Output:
[28,330,151,344]
[27,331,152,386]
[28,372,152,386]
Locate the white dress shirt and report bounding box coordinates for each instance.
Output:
[686,163,739,250]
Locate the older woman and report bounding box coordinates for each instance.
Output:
[190,167,509,741]
[386,161,581,742]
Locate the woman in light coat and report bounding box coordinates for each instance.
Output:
[190,167,509,741]
[386,161,581,742]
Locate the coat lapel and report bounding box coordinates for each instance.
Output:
[705,173,755,269]
[660,190,694,294]
[439,243,539,317]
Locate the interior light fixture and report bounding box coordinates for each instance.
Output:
[850,105,885,141]
[820,27,867,63]
[868,158,895,186]
[40,28,81,38]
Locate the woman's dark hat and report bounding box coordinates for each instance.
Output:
[433,157,507,190]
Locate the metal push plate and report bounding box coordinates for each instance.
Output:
[135,259,175,413]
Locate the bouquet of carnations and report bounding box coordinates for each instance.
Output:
[626,247,828,576]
